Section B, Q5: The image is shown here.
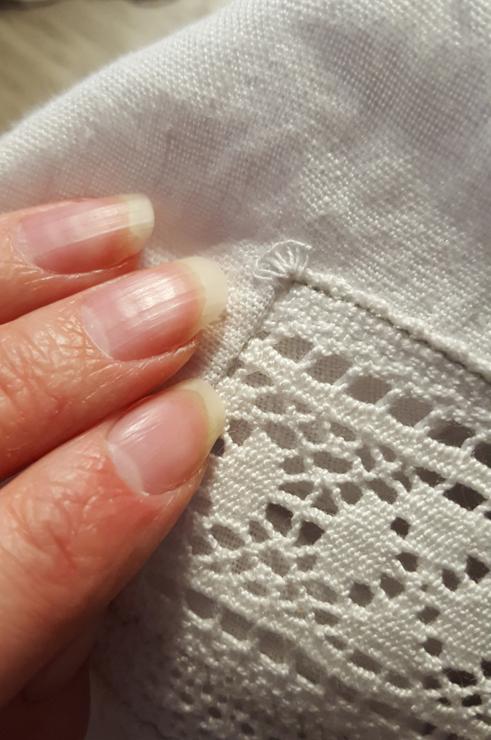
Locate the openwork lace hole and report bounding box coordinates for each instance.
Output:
[258,629,287,663]
[313,450,351,473]
[256,393,287,414]
[266,503,293,535]
[347,375,391,403]
[390,397,432,426]
[466,555,489,583]
[418,606,440,624]
[280,480,313,499]
[444,483,485,511]
[211,524,244,550]
[444,668,477,687]
[299,422,326,443]
[186,589,215,620]
[313,487,338,514]
[358,445,375,471]
[192,535,213,556]
[397,552,419,572]
[462,694,482,707]
[350,650,382,674]
[442,568,460,591]
[380,445,397,461]
[308,355,351,383]
[422,675,441,690]
[296,521,324,546]
[262,548,289,576]
[295,653,320,684]
[349,583,373,607]
[474,441,491,468]
[264,421,297,448]
[221,609,252,640]
[380,574,405,598]
[297,553,317,572]
[429,421,473,447]
[423,638,443,657]
[339,482,362,505]
[275,336,313,361]
[314,609,339,626]
[249,520,269,542]
[282,456,305,474]
[386,672,411,689]
[246,581,268,597]
[370,479,398,503]
[391,517,410,537]
[326,635,346,651]
[244,371,272,387]
[330,421,356,441]
[305,580,337,604]
[417,468,443,486]
[228,418,253,446]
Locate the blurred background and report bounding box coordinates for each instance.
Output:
[0,0,226,133]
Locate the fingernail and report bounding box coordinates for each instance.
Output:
[107,380,225,495]
[15,194,154,273]
[81,257,227,361]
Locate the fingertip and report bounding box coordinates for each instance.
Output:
[107,380,224,496]
[121,193,155,251]
[13,194,154,275]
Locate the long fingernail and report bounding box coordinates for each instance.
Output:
[15,194,154,273]
[81,257,227,361]
[107,380,225,495]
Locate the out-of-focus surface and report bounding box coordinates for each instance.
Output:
[0,0,226,133]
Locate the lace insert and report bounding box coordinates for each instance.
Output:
[97,281,491,740]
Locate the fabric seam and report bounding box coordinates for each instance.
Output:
[299,267,491,385]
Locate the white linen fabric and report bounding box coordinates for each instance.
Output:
[0,1,490,738]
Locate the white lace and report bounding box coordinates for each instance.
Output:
[96,278,491,740]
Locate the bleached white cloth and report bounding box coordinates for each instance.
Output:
[0,1,490,738]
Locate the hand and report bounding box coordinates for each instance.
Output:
[0,195,226,740]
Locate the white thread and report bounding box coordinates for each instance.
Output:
[254,240,312,283]
[302,267,491,383]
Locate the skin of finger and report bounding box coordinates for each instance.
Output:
[0,418,204,705]
[0,663,90,740]
[0,292,197,478]
[0,202,142,323]
[25,618,100,700]
[0,203,145,324]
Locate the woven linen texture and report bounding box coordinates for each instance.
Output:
[93,280,491,740]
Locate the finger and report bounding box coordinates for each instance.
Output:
[0,194,154,323]
[0,257,226,478]
[0,664,89,740]
[0,379,224,705]
[25,619,100,700]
